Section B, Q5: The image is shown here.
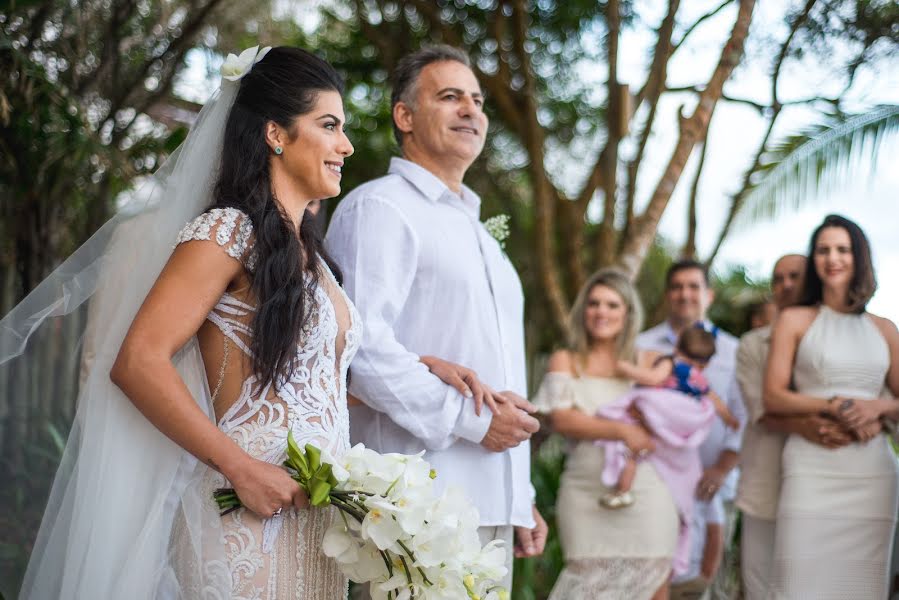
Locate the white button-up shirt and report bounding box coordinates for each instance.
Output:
[325,157,534,528]
[636,321,747,500]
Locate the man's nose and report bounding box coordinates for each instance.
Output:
[458,96,477,116]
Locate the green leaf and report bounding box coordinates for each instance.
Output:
[308,479,332,506]
[286,431,311,479]
[305,444,322,472]
[313,463,333,484]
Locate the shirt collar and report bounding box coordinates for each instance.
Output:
[662,319,714,345]
[388,157,481,218]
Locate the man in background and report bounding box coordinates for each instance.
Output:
[637,259,747,599]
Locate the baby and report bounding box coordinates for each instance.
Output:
[595,325,739,575]
[598,326,738,508]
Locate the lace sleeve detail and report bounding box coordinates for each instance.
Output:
[533,372,577,413]
[176,207,257,271]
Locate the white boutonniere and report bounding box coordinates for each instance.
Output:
[483,214,510,249]
[221,45,272,82]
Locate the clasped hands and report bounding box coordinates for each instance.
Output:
[822,396,885,444]
[420,355,539,452]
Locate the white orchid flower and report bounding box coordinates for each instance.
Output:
[321,523,359,565]
[340,541,386,584]
[407,519,461,568]
[416,568,469,600]
[359,500,405,550]
[470,539,509,582]
[221,45,272,82]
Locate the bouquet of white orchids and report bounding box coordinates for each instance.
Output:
[214,433,508,600]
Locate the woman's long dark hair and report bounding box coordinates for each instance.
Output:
[211,47,345,389]
[800,213,877,314]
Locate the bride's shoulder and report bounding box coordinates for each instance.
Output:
[176,207,256,270]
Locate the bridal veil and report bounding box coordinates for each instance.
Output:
[1,52,262,599]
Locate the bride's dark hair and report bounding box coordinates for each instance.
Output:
[211,47,344,389]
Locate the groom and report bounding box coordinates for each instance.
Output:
[325,45,547,588]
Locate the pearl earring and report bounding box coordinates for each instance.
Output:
[274,146,283,155]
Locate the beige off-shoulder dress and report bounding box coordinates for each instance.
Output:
[535,372,679,599]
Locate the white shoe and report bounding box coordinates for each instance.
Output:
[599,491,635,509]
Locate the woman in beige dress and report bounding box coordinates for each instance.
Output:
[764,214,899,599]
[535,268,679,599]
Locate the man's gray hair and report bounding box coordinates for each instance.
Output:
[390,45,472,146]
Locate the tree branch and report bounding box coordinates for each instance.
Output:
[621,0,680,251]
[104,0,226,130]
[704,0,818,267]
[509,0,569,330]
[681,138,708,259]
[619,0,756,279]
[634,0,684,109]
[595,0,622,268]
[671,0,736,55]
[665,84,837,113]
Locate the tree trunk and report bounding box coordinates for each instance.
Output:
[618,0,756,278]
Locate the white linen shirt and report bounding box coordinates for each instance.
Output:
[735,325,786,521]
[325,157,534,528]
[636,321,747,500]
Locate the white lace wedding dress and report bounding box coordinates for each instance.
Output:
[170,207,360,600]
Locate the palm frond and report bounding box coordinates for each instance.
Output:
[735,104,899,227]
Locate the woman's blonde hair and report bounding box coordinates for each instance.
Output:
[567,268,644,366]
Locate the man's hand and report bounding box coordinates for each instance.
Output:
[480,391,539,452]
[696,464,729,502]
[853,419,883,443]
[795,414,854,448]
[514,505,548,558]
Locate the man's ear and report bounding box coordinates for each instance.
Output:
[393,101,414,138]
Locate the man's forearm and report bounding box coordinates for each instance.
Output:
[760,413,817,435]
[714,449,739,474]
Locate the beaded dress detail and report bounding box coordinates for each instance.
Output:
[172,207,360,599]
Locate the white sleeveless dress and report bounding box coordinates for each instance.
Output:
[170,208,361,600]
[769,305,898,599]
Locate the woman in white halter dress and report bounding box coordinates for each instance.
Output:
[764,215,899,599]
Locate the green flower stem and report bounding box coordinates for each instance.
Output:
[396,540,433,586]
[398,553,415,590]
[329,495,367,523]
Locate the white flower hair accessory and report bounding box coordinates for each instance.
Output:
[221,45,272,82]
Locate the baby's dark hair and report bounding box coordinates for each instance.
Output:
[677,326,717,362]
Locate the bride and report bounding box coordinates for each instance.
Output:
[9,46,358,599]
[7,44,496,599]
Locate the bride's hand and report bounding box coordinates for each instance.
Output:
[835,397,882,430]
[228,457,309,518]
[420,355,506,416]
